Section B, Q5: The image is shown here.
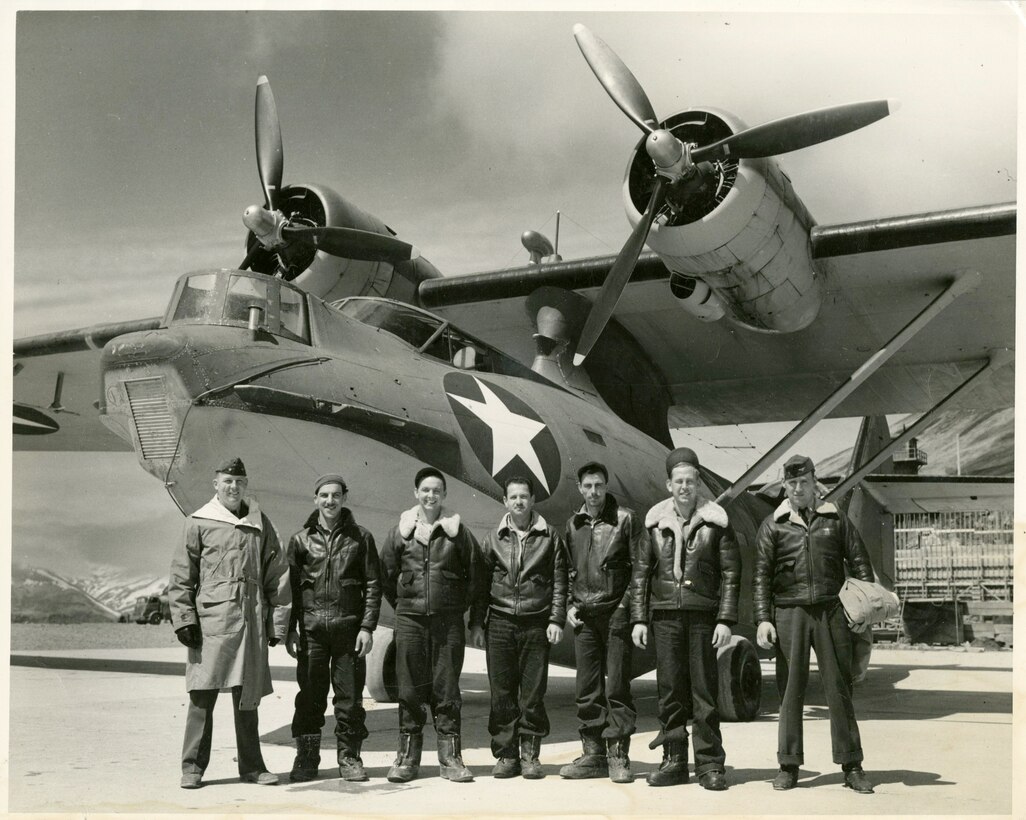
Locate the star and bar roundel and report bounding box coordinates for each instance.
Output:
[443,373,561,501]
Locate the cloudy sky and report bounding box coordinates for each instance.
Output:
[8,3,1020,575]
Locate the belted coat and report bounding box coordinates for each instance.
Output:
[169,496,291,710]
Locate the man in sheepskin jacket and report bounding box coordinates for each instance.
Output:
[630,447,740,791]
[379,466,486,784]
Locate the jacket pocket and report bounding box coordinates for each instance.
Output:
[603,561,631,600]
[196,579,243,635]
[773,557,797,593]
[339,578,364,614]
[398,570,415,596]
[438,568,465,609]
[689,562,721,598]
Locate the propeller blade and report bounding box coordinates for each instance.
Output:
[573,24,659,135]
[281,226,420,264]
[255,75,284,212]
[691,99,893,162]
[573,178,666,367]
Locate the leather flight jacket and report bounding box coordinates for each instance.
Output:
[631,498,741,625]
[753,499,874,624]
[479,513,569,626]
[287,508,382,634]
[564,495,644,617]
[380,507,487,628]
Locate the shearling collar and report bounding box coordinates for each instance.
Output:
[497,512,549,537]
[645,497,729,531]
[303,507,353,533]
[773,498,839,525]
[192,496,263,530]
[399,505,461,541]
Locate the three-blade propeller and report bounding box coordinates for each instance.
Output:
[571,23,893,365]
[242,76,419,270]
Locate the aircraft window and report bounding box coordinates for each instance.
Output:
[172,273,219,322]
[226,275,268,323]
[334,299,444,350]
[584,429,606,446]
[279,285,308,342]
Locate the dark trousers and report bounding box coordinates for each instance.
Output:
[485,610,551,757]
[395,611,465,737]
[573,607,636,741]
[290,623,368,752]
[651,608,724,775]
[774,600,863,766]
[182,686,265,776]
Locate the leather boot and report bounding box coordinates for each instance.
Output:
[646,739,688,786]
[289,733,321,783]
[337,740,368,782]
[386,732,423,783]
[606,737,633,783]
[559,735,608,779]
[438,734,474,782]
[520,735,543,780]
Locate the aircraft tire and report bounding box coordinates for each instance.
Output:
[716,635,761,721]
[365,627,398,703]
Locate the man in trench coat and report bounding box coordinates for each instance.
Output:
[169,457,292,789]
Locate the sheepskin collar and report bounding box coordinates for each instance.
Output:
[398,505,461,541]
[497,512,549,537]
[773,498,839,525]
[192,496,263,530]
[645,497,729,531]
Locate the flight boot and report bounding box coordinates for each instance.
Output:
[386,732,423,783]
[520,735,544,780]
[646,740,689,787]
[438,734,474,782]
[337,740,368,782]
[559,735,608,779]
[289,733,321,783]
[606,737,633,783]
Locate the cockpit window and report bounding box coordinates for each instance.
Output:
[172,273,219,322]
[167,271,309,344]
[226,275,268,323]
[330,297,559,388]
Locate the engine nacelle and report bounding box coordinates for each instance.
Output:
[245,183,441,304]
[623,108,823,333]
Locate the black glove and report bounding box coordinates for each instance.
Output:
[268,637,280,647]
[176,624,202,649]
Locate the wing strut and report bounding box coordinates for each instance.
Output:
[823,350,1012,502]
[716,269,981,504]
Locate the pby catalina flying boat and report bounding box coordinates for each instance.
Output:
[13,26,1014,720]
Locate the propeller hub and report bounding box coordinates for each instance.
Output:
[243,205,283,248]
[646,130,690,182]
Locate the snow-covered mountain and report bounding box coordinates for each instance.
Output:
[73,565,168,614]
[12,563,123,623]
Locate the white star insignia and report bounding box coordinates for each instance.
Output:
[448,377,551,492]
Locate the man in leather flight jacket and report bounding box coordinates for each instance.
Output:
[285,473,381,783]
[559,461,645,784]
[473,475,569,779]
[379,466,486,784]
[631,448,740,791]
[754,455,876,795]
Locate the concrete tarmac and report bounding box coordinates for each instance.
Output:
[8,644,1012,816]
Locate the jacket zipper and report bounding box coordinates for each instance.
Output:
[512,529,522,615]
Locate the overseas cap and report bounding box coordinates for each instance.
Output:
[214,457,247,477]
[665,447,700,476]
[315,473,348,494]
[783,454,815,479]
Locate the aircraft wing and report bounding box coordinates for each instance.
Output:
[421,203,1015,426]
[14,318,161,451]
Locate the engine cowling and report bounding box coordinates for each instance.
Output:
[623,108,823,333]
[244,183,440,303]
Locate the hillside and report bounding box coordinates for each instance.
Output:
[815,408,1013,479]
[11,563,122,624]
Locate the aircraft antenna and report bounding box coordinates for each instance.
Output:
[554,211,561,258]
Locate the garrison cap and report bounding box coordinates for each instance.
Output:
[314,473,348,494]
[665,447,700,476]
[214,457,247,477]
[783,454,815,479]
[577,461,609,483]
